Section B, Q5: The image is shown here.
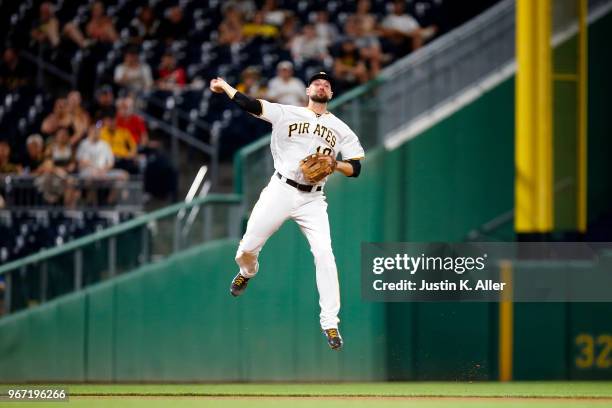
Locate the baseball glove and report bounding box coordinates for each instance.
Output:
[300,153,337,184]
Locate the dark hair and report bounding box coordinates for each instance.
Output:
[125,45,140,55]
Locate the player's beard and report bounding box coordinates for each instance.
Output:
[310,93,330,103]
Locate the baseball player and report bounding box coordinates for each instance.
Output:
[209,72,364,350]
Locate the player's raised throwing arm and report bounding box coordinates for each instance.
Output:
[209,77,263,116]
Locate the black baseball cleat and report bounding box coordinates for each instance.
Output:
[322,328,343,350]
[230,273,250,297]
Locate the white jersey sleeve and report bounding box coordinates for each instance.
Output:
[339,126,365,160]
[258,99,284,125]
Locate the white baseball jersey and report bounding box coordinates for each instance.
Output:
[258,99,365,185]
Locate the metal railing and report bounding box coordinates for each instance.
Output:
[377,0,611,144]
[0,194,242,315]
[377,0,515,143]
[1,174,143,211]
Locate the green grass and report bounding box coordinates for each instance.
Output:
[2,382,611,408]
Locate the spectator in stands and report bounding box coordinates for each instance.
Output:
[77,123,128,205]
[30,2,61,49]
[222,0,257,19]
[41,97,68,137]
[116,96,149,146]
[45,127,75,173]
[42,93,89,145]
[76,123,127,181]
[236,67,266,99]
[0,141,21,174]
[291,24,330,66]
[85,1,119,45]
[0,47,34,91]
[346,15,382,77]
[65,91,91,145]
[379,0,437,57]
[261,0,287,26]
[218,6,244,46]
[279,13,299,48]
[89,85,115,118]
[38,127,78,206]
[242,11,279,40]
[130,6,159,44]
[354,0,378,35]
[114,46,153,93]
[98,112,139,174]
[332,38,369,93]
[22,134,47,175]
[157,6,189,44]
[63,1,119,48]
[313,10,339,48]
[266,61,307,106]
[155,52,187,91]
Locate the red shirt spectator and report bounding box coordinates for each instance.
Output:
[156,53,186,91]
[115,97,148,145]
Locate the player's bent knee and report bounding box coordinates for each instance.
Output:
[235,250,258,265]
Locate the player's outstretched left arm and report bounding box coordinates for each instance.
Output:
[210,77,263,115]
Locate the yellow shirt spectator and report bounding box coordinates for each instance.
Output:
[100,126,136,159]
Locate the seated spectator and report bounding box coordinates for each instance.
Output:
[41,97,69,137]
[30,2,61,49]
[45,127,75,173]
[114,46,153,93]
[130,6,159,44]
[261,0,287,26]
[42,93,89,145]
[98,112,139,174]
[155,53,187,91]
[279,13,299,48]
[242,11,279,40]
[85,1,119,44]
[218,6,244,46]
[76,124,127,181]
[346,15,383,77]
[0,141,21,174]
[89,85,115,119]
[70,0,134,49]
[332,39,369,93]
[354,0,378,35]
[222,0,257,18]
[313,10,339,49]
[266,61,307,106]
[22,134,47,175]
[37,127,78,206]
[157,6,189,44]
[116,96,149,146]
[65,90,91,145]
[0,48,34,91]
[77,124,128,205]
[291,24,329,65]
[236,67,266,99]
[379,0,437,57]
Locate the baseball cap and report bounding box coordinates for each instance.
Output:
[308,71,333,88]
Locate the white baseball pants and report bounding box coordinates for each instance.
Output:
[235,174,340,330]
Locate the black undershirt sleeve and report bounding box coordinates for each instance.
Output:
[346,159,362,178]
[231,92,262,115]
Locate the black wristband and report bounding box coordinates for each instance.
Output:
[346,159,362,178]
[232,92,263,115]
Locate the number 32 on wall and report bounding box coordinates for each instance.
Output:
[575,334,612,369]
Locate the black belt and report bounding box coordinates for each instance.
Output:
[276,172,322,192]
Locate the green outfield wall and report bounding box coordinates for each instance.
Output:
[1,11,611,382]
